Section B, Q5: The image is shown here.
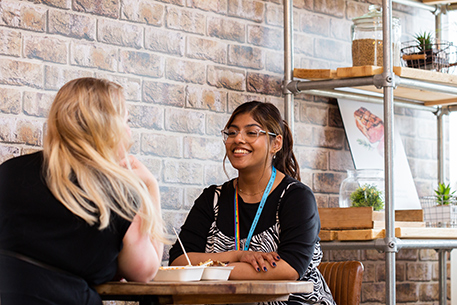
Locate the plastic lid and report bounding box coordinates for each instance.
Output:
[352,5,399,24]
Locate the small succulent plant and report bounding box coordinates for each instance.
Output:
[413,31,434,52]
[434,182,456,205]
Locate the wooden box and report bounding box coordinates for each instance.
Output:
[318,207,424,230]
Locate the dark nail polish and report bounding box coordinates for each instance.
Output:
[263,267,268,272]
[256,268,261,272]
[272,262,277,267]
[276,256,280,260]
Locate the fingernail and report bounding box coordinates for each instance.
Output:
[263,267,268,272]
[256,268,261,272]
[272,262,277,267]
[276,256,280,260]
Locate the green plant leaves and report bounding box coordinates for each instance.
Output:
[350,184,384,211]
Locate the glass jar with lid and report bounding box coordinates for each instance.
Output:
[339,169,385,211]
[351,5,401,67]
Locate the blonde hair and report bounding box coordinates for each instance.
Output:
[43,77,165,242]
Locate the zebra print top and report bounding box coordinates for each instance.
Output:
[169,175,335,305]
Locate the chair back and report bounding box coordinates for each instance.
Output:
[318,261,364,305]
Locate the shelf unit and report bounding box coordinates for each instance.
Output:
[282,1,457,304]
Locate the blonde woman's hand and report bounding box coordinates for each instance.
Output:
[237,251,281,272]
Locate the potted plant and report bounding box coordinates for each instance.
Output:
[350,183,384,211]
[422,182,457,227]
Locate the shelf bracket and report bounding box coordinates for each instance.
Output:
[282,80,292,95]
[373,73,397,90]
[374,237,399,253]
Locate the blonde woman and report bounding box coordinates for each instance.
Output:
[0,78,166,305]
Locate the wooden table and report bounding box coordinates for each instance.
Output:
[96,280,313,305]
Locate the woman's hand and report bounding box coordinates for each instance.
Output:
[237,251,281,272]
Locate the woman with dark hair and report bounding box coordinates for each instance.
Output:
[169,101,335,305]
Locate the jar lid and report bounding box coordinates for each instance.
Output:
[352,5,399,24]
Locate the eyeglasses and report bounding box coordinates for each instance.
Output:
[221,128,277,143]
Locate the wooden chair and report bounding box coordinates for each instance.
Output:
[318,261,364,305]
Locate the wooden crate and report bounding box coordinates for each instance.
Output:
[318,207,424,230]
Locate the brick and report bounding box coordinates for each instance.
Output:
[71,42,117,72]
[160,186,183,209]
[419,282,439,302]
[328,106,343,128]
[24,35,68,64]
[0,28,22,57]
[98,18,143,48]
[0,59,43,88]
[248,25,283,50]
[328,249,360,261]
[49,9,96,40]
[206,162,234,185]
[313,128,345,149]
[397,249,419,261]
[362,262,376,282]
[228,0,264,23]
[329,151,353,171]
[145,28,185,56]
[228,45,263,69]
[408,159,437,180]
[163,159,204,184]
[300,103,328,126]
[314,194,328,208]
[420,249,439,261]
[166,58,205,84]
[165,108,205,134]
[206,112,230,136]
[156,0,185,6]
[128,131,140,155]
[313,172,344,193]
[265,51,283,74]
[314,0,345,18]
[396,282,419,302]
[299,11,329,36]
[294,33,314,56]
[227,92,264,113]
[207,16,245,43]
[328,195,340,208]
[187,37,227,64]
[298,148,328,170]
[141,133,182,158]
[361,282,385,303]
[207,65,245,91]
[186,86,226,113]
[183,136,225,161]
[184,187,204,209]
[73,0,119,18]
[294,124,313,146]
[119,50,164,78]
[121,0,164,26]
[0,88,21,114]
[162,211,188,237]
[0,145,21,164]
[417,118,437,140]
[246,72,282,97]
[293,0,313,10]
[188,0,227,14]
[30,0,71,9]
[128,104,164,130]
[405,138,433,159]
[315,38,348,62]
[143,81,185,107]
[23,91,55,118]
[166,7,205,35]
[346,2,369,20]
[94,73,141,101]
[264,97,284,117]
[330,19,352,41]
[265,3,283,27]
[1,117,44,146]
[407,262,432,281]
[135,155,162,181]
[44,65,93,90]
[376,262,405,281]
[0,1,46,32]
[366,249,385,260]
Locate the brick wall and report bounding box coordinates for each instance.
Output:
[0,0,446,303]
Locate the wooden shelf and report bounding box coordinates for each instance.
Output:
[320,227,457,241]
[293,66,457,106]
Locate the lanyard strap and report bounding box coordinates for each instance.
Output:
[234,167,277,251]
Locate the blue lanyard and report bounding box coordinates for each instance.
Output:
[235,167,277,251]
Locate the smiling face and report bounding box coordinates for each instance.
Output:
[225,112,280,173]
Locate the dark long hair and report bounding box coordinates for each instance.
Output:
[223,101,300,181]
